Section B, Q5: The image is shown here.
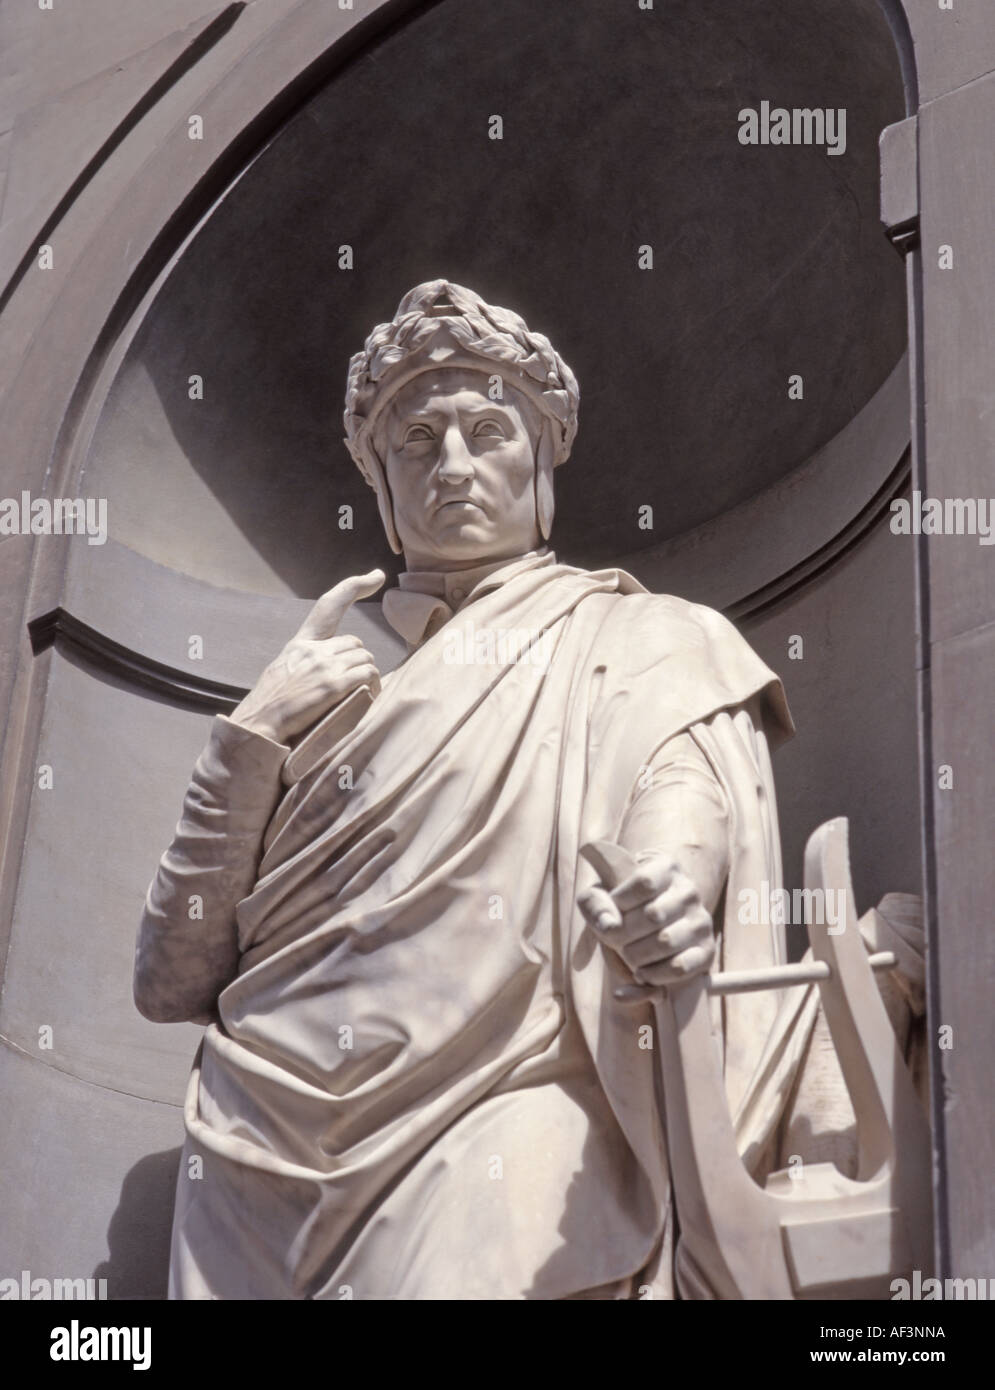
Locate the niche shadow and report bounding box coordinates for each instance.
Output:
[92,1148,182,1300]
[115,0,904,595]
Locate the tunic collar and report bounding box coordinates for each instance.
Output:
[383,549,556,647]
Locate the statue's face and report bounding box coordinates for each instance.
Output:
[378,367,541,571]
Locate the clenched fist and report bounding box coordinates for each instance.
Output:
[230,569,386,744]
[578,850,716,1000]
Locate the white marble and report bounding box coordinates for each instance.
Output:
[135,282,930,1299]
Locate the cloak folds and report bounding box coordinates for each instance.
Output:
[162,558,805,1300]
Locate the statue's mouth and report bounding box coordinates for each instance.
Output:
[435,499,484,515]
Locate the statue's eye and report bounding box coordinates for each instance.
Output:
[403,424,434,445]
[472,420,505,439]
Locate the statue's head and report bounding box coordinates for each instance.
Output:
[344,281,578,569]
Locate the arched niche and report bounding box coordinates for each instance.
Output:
[66,0,916,930]
[83,0,907,596]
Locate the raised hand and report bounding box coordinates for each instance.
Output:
[229,569,386,744]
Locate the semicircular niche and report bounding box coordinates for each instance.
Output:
[84,0,907,600]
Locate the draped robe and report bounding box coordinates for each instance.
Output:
[143,555,802,1299]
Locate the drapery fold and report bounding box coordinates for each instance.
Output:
[155,558,816,1299]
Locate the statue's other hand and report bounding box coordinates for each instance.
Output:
[577,854,716,996]
[229,569,386,744]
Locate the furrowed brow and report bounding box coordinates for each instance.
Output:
[458,403,515,419]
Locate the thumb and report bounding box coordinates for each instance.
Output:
[297,569,386,640]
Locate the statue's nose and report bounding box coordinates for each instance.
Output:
[437,426,475,484]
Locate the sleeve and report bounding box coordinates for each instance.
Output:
[133,715,290,1025]
[618,730,731,915]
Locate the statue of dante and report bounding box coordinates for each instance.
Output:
[135,282,906,1299]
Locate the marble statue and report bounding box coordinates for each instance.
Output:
[135,281,928,1300]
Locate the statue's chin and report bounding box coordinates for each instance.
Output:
[400,512,540,571]
[424,515,496,553]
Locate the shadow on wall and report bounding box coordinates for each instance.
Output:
[93,0,906,596]
[93,1148,182,1300]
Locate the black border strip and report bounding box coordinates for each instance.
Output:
[730,449,912,625]
[27,609,247,713]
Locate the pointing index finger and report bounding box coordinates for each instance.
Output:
[297,569,386,641]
